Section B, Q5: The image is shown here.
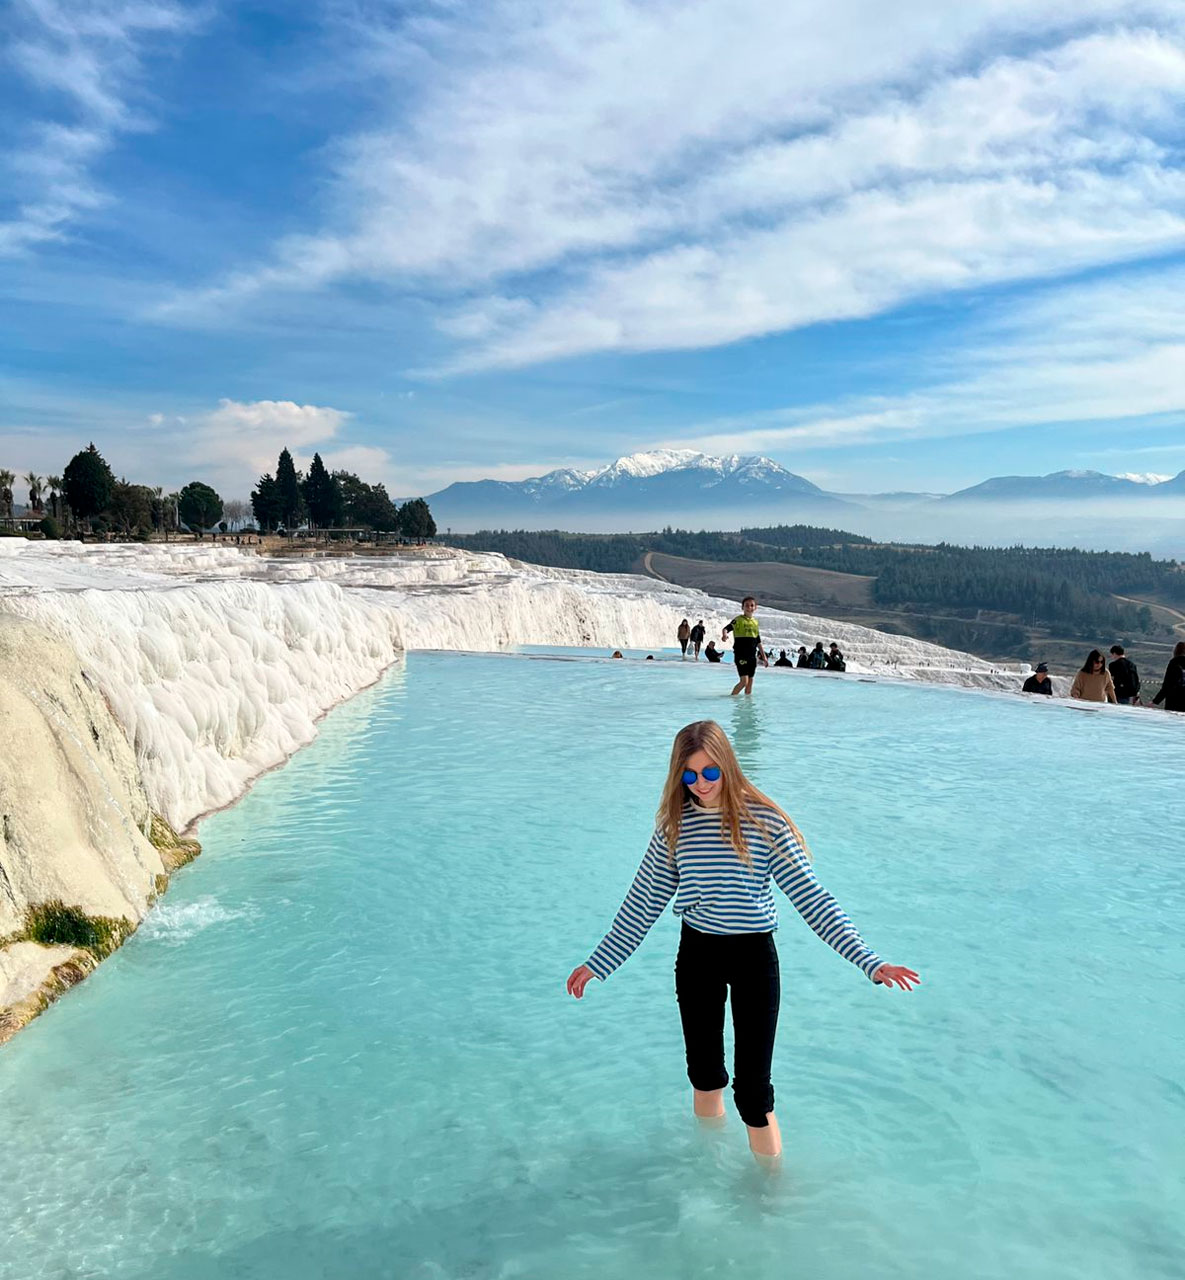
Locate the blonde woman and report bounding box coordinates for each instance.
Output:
[566,720,919,1160]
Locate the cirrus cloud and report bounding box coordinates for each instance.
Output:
[152,1,1185,379]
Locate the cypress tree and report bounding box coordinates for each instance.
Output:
[250,474,283,531]
[302,452,343,530]
[275,448,305,529]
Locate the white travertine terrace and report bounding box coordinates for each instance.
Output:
[0,540,1030,831]
[0,539,1042,1031]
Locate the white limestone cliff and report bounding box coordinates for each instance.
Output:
[0,616,180,1040]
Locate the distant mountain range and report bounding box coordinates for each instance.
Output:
[940,469,1185,502]
[423,452,1185,531]
[426,449,854,524]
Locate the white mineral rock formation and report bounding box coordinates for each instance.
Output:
[0,539,1034,833]
[0,538,1043,1038]
[0,616,167,1036]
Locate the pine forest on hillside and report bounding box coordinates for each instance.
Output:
[450,526,1185,663]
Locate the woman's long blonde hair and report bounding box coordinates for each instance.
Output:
[657,720,811,865]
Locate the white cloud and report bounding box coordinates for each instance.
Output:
[130,398,401,496]
[1,0,194,255]
[0,394,408,498]
[178,399,356,486]
[155,1,1185,376]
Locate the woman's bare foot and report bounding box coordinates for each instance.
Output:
[746,1112,782,1160]
[693,1088,725,1120]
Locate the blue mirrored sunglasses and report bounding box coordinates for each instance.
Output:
[683,766,721,785]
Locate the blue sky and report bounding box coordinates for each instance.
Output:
[2,0,1185,502]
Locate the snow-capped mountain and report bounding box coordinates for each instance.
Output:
[427,450,850,529]
[941,469,1185,502]
[416,453,1185,552]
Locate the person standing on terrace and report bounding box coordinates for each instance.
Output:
[1151,641,1185,713]
[722,596,767,696]
[689,620,706,660]
[1070,650,1117,704]
[1108,645,1141,706]
[566,720,919,1162]
[677,618,691,659]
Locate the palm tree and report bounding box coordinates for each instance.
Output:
[46,475,63,522]
[24,472,43,515]
[0,469,13,522]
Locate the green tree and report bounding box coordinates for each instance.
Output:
[63,444,115,531]
[334,472,398,531]
[398,497,436,540]
[0,469,13,521]
[45,475,63,522]
[250,474,283,531]
[165,491,181,541]
[302,452,343,530]
[150,485,165,535]
[24,472,44,514]
[275,448,305,529]
[39,515,62,539]
[178,481,223,537]
[108,480,155,536]
[333,471,367,525]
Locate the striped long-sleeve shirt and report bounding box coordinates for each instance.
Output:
[585,802,883,983]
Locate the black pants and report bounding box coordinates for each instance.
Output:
[674,921,780,1127]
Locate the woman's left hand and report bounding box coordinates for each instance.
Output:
[872,964,920,990]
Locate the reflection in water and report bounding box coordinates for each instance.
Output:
[729,695,766,776]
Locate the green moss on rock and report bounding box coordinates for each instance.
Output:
[22,901,133,960]
[148,812,201,872]
[0,948,96,1047]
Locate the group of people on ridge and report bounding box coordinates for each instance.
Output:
[677,607,846,696]
[670,601,1185,715]
[774,642,846,672]
[1022,642,1185,712]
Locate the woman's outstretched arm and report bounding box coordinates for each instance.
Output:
[569,831,679,995]
[769,821,912,985]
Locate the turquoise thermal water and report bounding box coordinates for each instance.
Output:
[2,652,1184,1280]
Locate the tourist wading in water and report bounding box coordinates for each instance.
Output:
[722,596,768,696]
[566,720,920,1161]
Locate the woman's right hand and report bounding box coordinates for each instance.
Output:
[566,964,595,999]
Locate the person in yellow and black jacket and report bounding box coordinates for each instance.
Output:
[722,596,768,696]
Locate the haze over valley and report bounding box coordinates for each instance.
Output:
[423,451,1185,556]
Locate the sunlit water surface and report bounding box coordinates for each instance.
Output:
[3,653,1183,1280]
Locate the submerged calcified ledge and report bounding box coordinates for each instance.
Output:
[0,541,1032,1041]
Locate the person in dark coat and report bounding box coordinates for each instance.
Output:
[689,620,706,660]
[1151,641,1185,713]
[773,649,794,667]
[704,641,723,663]
[795,646,809,668]
[825,643,846,672]
[806,642,827,670]
[1108,645,1141,705]
[1021,663,1053,695]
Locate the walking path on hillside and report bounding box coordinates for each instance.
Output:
[1111,593,1185,639]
